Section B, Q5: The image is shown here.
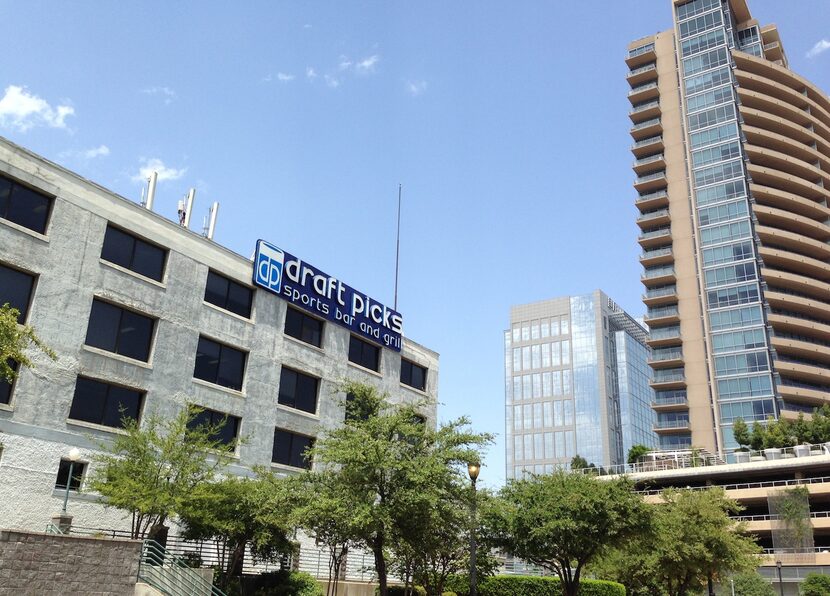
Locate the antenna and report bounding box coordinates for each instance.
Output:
[394,183,402,311]
[145,171,158,211]
[206,201,219,240]
[139,185,146,207]
[184,188,196,228]
[202,215,209,237]
[177,198,186,226]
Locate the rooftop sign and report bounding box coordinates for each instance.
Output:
[253,240,403,351]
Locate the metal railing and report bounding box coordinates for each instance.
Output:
[45,523,64,535]
[650,348,683,362]
[639,227,671,241]
[628,63,657,77]
[628,43,655,59]
[645,304,678,319]
[630,100,660,116]
[632,135,663,150]
[638,208,669,222]
[654,418,690,430]
[629,82,658,97]
[735,511,830,523]
[139,539,226,596]
[633,153,664,168]
[653,394,688,407]
[635,171,667,185]
[652,370,685,383]
[631,116,661,131]
[635,189,667,204]
[650,326,681,340]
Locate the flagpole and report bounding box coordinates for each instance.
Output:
[394,184,402,311]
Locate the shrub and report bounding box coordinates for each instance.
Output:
[233,570,323,596]
[376,587,427,596]
[801,573,830,596]
[441,575,624,596]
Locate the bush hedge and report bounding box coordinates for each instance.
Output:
[801,572,830,596]
[443,575,625,596]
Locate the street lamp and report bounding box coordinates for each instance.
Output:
[776,560,784,596]
[61,447,81,514]
[468,462,480,596]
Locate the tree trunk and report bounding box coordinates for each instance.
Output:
[373,535,388,596]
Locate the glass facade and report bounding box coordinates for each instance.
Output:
[674,0,776,450]
[505,291,656,479]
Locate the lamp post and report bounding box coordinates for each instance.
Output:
[61,447,81,514]
[468,462,480,596]
[776,560,784,596]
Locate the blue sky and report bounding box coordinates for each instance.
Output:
[1,1,828,488]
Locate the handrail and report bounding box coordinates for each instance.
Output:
[45,523,64,535]
[632,135,663,149]
[735,510,830,522]
[139,539,227,596]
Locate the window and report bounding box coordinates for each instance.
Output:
[348,336,380,372]
[0,360,18,405]
[0,173,53,234]
[204,271,253,318]
[709,305,764,331]
[85,299,155,362]
[55,459,86,491]
[682,47,729,77]
[698,200,748,227]
[687,104,735,132]
[690,122,738,150]
[707,283,760,309]
[187,406,241,448]
[400,359,427,391]
[101,225,166,282]
[68,377,143,429]
[193,336,247,391]
[272,429,314,469]
[0,263,35,323]
[278,368,319,414]
[284,307,323,348]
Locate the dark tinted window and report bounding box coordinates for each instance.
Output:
[400,359,427,391]
[0,360,19,405]
[68,377,143,428]
[204,271,253,318]
[0,174,53,234]
[348,336,380,372]
[278,368,319,414]
[0,264,35,323]
[193,336,246,391]
[284,307,323,348]
[187,406,241,449]
[55,459,86,491]
[101,225,166,282]
[85,299,155,362]
[272,429,314,469]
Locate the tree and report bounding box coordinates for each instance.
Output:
[731,572,775,596]
[488,470,649,596]
[800,573,830,596]
[178,475,295,590]
[0,303,55,383]
[309,381,492,596]
[627,444,652,465]
[570,454,589,471]
[90,407,232,539]
[732,419,751,450]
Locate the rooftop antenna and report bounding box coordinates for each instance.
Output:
[178,188,196,228]
[394,183,402,311]
[204,201,219,240]
[139,185,146,207]
[145,171,158,211]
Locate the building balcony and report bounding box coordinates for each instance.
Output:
[758,246,830,283]
[747,163,830,207]
[757,226,830,263]
[642,284,677,307]
[629,100,661,123]
[777,382,830,408]
[743,125,830,176]
[775,358,830,387]
[635,189,669,211]
[640,247,674,267]
[633,171,667,193]
[630,117,662,140]
[641,265,675,287]
[765,290,830,322]
[768,312,830,344]
[771,336,830,367]
[652,391,688,411]
[637,226,671,249]
[626,42,656,68]
[648,348,684,369]
[628,81,659,104]
[644,304,679,325]
[654,418,690,433]
[626,63,657,86]
[647,325,682,348]
[744,144,830,190]
[750,182,830,222]
[760,268,830,303]
[650,368,685,389]
[753,204,830,243]
[630,135,664,158]
[636,207,670,230]
[632,153,666,175]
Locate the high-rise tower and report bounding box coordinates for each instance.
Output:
[629,0,830,454]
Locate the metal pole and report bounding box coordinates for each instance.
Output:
[731,578,735,596]
[776,561,785,596]
[470,476,477,596]
[394,184,401,311]
[61,460,74,514]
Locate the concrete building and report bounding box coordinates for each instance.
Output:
[0,135,438,537]
[629,0,830,454]
[504,290,656,478]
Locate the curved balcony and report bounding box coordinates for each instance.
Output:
[768,313,830,343]
[637,208,670,230]
[775,359,830,387]
[628,82,659,105]
[761,267,830,302]
[750,183,830,222]
[758,246,830,283]
[642,284,677,307]
[753,204,830,242]
[745,144,830,190]
[641,265,676,287]
[734,67,830,132]
[765,290,830,322]
[756,225,830,262]
[743,125,830,174]
[737,87,830,147]
[644,304,679,326]
[640,247,674,267]
[630,117,662,141]
[740,106,830,159]
[771,336,830,367]
[626,42,656,69]
[631,135,664,158]
[747,164,830,206]
[778,383,830,408]
[635,189,669,211]
[632,153,666,175]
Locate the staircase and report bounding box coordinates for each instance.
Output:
[138,539,227,596]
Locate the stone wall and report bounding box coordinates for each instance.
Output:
[0,529,141,596]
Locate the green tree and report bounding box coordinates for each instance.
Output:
[488,470,648,596]
[731,572,775,596]
[627,444,652,465]
[732,419,751,450]
[90,407,232,538]
[178,475,295,590]
[0,303,55,383]
[800,573,830,596]
[309,381,492,596]
[570,454,589,471]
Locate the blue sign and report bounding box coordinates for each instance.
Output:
[253,239,403,351]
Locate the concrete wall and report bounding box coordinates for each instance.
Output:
[0,529,141,596]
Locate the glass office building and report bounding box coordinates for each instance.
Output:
[505,290,656,478]
[629,0,830,454]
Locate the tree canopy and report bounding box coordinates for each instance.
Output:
[734,406,830,450]
[0,303,54,383]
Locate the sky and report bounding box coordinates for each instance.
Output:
[1,0,828,489]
